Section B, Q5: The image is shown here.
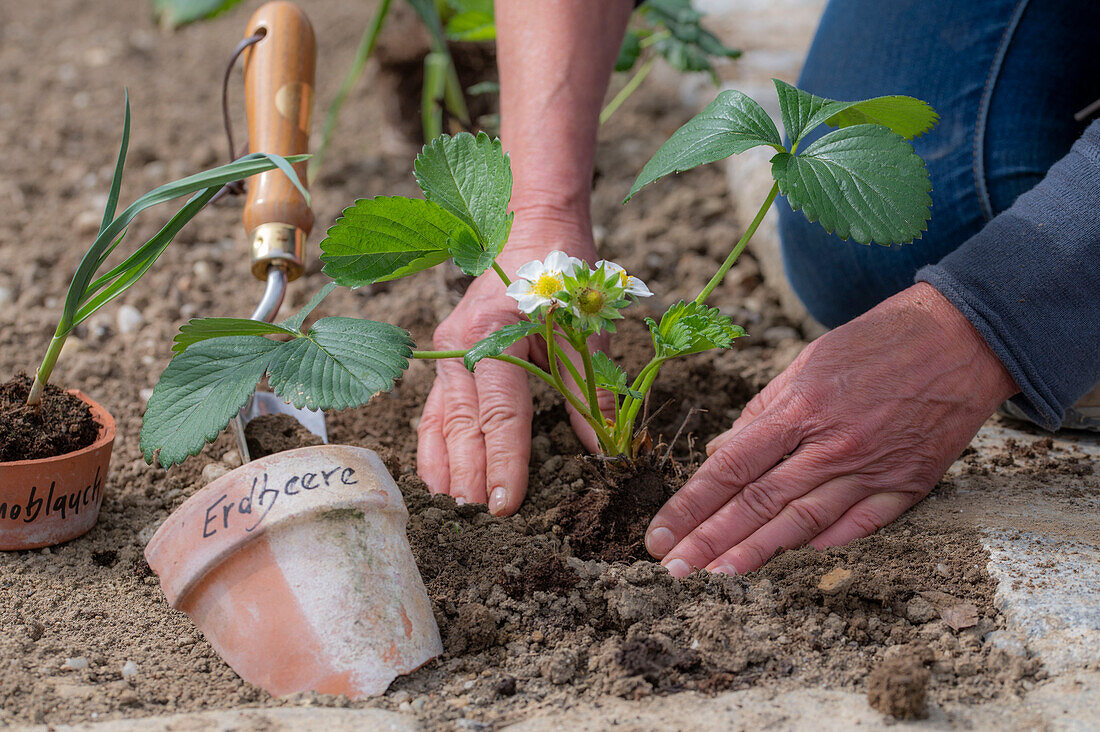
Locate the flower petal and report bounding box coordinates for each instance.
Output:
[627,278,653,297]
[515,260,546,281]
[595,260,625,275]
[515,293,547,313]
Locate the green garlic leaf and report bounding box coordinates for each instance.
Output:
[771,124,932,245]
[774,79,938,146]
[172,318,297,354]
[152,0,244,29]
[140,336,279,467]
[279,282,338,332]
[648,301,746,357]
[626,90,782,201]
[413,132,513,254]
[320,196,464,287]
[463,321,541,371]
[267,317,414,411]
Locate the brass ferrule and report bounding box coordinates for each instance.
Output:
[249,222,305,281]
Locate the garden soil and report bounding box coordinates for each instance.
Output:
[0,0,1092,728]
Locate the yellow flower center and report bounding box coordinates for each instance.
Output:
[576,286,606,315]
[531,272,564,298]
[619,271,631,288]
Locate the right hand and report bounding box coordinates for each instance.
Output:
[416,215,606,516]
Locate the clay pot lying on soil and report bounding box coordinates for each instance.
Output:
[145,444,442,698]
[0,389,115,551]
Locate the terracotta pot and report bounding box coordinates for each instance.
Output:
[145,445,442,698]
[0,390,115,551]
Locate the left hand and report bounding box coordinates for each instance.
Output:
[645,283,1019,576]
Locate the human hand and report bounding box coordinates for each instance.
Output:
[645,283,1019,576]
[416,214,608,516]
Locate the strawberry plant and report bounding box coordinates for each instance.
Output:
[140,81,937,467]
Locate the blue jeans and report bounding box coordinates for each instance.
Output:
[779,0,1100,328]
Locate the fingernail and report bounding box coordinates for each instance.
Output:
[712,565,737,577]
[645,526,675,557]
[488,486,507,515]
[664,558,691,578]
[454,496,467,506]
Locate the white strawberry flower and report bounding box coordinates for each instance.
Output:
[506,250,583,313]
[595,260,653,298]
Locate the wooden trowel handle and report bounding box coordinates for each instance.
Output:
[242,1,315,281]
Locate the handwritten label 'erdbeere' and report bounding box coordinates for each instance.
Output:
[202,464,358,539]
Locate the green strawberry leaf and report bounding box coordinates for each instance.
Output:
[771,124,932,245]
[413,132,513,254]
[448,211,512,277]
[615,29,644,72]
[824,96,939,140]
[463,321,541,371]
[591,351,635,397]
[626,90,783,201]
[140,336,279,467]
[267,317,414,411]
[774,79,938,146]
[647,301,746,357]
[320,196,463,287]
[142,317,413,467]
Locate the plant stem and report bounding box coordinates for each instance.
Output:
[618,361,665,454]
[600,56,656,125]
[573,334,604,425]
[616,356,664,447]
[27,333,66,406]
[543,314,615,451]
[309,0,391,184]
[695,180,780,305]
[491,261,511,287]
[412,349,557,390]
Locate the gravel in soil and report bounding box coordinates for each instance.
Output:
[0,373,100,462]
[0,0,1078,728]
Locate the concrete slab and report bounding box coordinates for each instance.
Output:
[16,708,421,732]
[505,671,1100,731]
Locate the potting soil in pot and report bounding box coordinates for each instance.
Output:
[0,374,100,462]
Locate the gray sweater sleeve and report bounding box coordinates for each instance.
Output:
[916,120,1100,430]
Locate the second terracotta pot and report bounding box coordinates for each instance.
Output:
[0,390,115,551]
[145,445,442,698]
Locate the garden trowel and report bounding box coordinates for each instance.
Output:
[231,1,327,462]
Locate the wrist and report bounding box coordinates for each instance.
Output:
[501,201,597,264]
[902,282,1019,403]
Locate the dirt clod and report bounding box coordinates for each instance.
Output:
[867,650,931,719]
[0,374,100,462]
[557,455,683,563]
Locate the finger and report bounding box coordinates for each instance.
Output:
[645,415,799,560]
[416,381,450,494]
[706,366,796,456]
[705,476,867,574]
[437,358,488,505]
[475,357,533,516]
[809,491,921,549]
